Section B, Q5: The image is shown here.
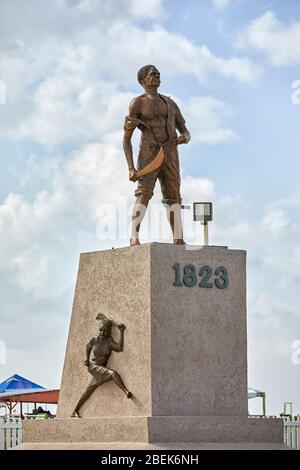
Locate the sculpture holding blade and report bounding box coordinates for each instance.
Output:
[124,115,185,182]
[123,66,191,246]
[135,145,165,178]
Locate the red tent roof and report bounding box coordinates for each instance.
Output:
[0,388,59,404]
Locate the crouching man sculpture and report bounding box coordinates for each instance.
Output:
[71,313,132,418]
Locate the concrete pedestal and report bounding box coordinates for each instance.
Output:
[22,244,284,448]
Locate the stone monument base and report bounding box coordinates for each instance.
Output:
[20,244,286,450]
[22,416,283,445]
[16,442,288,450]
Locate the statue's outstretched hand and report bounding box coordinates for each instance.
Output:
[176,134,189,145]
[129,169,138,182]
[118,323,126,331]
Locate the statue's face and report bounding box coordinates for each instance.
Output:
[142,66,161,88]
[99,323,110,339]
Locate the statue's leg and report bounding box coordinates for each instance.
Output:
[111,371,132,398]
[130,195,149,245]
[159,151,184,244]
[71,384,98,417]
[164,202,184,244]
[131,148,158,245]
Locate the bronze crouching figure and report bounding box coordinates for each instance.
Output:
[71,313,132,418]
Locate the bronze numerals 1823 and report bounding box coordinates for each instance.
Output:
[173,263,229,289]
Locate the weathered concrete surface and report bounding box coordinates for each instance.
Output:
[15,441,289,450]
[148,416,283,443]
[23,416,283,444]
[57,245,152,419]
[23,417,148,443]
[150,244,247,417]
[57,244,247,419]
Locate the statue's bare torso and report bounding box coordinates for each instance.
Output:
[130,94,169,144]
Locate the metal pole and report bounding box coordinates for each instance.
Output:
[262,392,266,417]
[203,222,208,246]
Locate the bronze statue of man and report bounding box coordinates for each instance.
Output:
[123,65,191,246]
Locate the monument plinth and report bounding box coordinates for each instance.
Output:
[22,244,283,448]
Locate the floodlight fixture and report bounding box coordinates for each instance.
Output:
[193,202,213,246]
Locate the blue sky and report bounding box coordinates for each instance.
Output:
[162,0,300,202]
[0,0,300,416]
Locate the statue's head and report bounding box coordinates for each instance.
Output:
[137,65,160,89]
[96,313,112,338]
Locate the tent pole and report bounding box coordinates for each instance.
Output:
[262,392,266,416]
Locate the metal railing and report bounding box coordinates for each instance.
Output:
[0,417,23,450]
[284,418,300,450]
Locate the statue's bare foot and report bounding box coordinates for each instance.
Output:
[126,391,133,399]
[130,239,140,246]
[173,239,185,245]
[71,411,81,418]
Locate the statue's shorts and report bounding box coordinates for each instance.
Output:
[135,143,182,205]
[87,363,114,387]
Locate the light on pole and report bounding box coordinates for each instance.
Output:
[193,202,213,246]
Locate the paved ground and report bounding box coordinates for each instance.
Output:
[15,441,289,450]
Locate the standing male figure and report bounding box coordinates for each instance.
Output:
[123,65,191,246]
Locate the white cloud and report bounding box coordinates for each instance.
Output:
[12,252,51,297]
[237,11,300,66]
[0,190,70,298]
[0,0,261,147]
[73,0,164,20]
[184,96,238,144]
[212,0,233,11]
[128,0,164,19]
[0,80,6,104]
[1,42,239,147]
[182,176,215,201]
[64,135,130,217]
[261,209,289,236]
[20,78,133,145]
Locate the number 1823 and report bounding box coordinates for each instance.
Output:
[173,263,229,289]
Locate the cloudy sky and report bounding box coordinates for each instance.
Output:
[0,0,300,416]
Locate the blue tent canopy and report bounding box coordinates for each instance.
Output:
[0,374,45,393]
